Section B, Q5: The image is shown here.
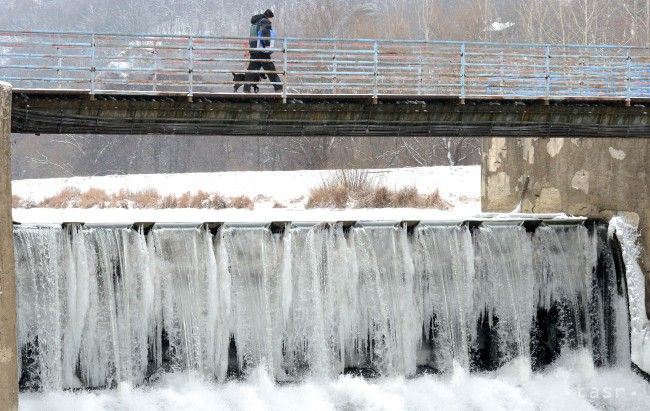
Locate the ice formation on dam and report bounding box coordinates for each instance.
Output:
[13,221,629,390]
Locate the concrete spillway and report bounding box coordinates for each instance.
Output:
[13,219,629,391]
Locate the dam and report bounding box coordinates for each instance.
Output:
[13,218,630,390]
[2,30,649,408]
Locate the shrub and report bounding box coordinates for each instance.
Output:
[40,186,81,208]
[79,188,110,208]
[184,191,227,209]
[306,183,350,209]
[130,189,161,209]
[358,185,392,208]
[160,194,178,208]
[190,191,210,208]
[12,195,22,208]
[331,169,376,193]
[206,193,227,209]
[421,190,451,210]
[16,196,37,209]
[176,192,192,208]
[109,189,131,209]
[228,195,254,209]
[307,171,450,210]
[28,187,233,210]
[272,202,287,209]
[307,169,382,208]
[392,186,420,208]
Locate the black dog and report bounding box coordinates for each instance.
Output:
[232,71,267,93]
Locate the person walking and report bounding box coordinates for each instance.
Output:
[244,9,283,93]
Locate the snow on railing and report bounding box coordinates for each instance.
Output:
[1,30,650,101]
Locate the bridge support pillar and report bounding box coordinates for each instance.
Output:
[482,137,650,316]
[0,82,17,410]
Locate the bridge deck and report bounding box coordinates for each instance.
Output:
[11,90,650,137]
[3,31,650,136]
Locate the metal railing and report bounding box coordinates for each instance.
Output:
[1,30,650,100]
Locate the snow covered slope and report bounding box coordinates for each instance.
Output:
[12,166,481,223]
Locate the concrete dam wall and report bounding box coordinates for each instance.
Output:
[482,137,649,317]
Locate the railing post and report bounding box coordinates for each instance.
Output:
[373,41,379,103]
[152,48,158,93]
[499,50,505,94]
[90,33,96,98]
[333,41,338,94]
[417,66,422,95]
[545,45,551,104]
[57,45,63,89]
[282,38,288,102]
[460,43,466,104]
[188,36,194,101]
[625,50,632,106]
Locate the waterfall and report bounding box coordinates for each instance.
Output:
[473,225,535,368]
[13,221,628,391]
[413,224,474,372]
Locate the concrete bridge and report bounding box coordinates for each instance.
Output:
[3,31,650,136]
[1,31,650,408]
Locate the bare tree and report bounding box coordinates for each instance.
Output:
[398,137,481,167]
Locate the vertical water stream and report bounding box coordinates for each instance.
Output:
[13,221,628,390]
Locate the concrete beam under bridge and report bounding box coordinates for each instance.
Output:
[0,82,17,409]
[10,92,650,137]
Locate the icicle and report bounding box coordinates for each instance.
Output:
[348,224,419,376]
[533,225,593,353]
[14,226,64,390]
[78,229,120,388]
[116,228,154,383]
[413,224,474,372]
[222,225,283,378]
[282,224,343,378]
[213,228,231,381]
[473,225,535,367]
[61,225,91,388]
[13,220,630,390]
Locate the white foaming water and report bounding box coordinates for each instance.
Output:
[13,221,645,410]
[19,351,650,410]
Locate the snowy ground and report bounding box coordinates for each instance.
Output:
[11,166,481,223]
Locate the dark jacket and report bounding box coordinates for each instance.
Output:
[249,14,273,52]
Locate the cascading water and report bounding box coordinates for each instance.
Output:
[13,220,629,391]
[412,224,474,372]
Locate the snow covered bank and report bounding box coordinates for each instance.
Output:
[11,166,480,211]
[11,166,480,223]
